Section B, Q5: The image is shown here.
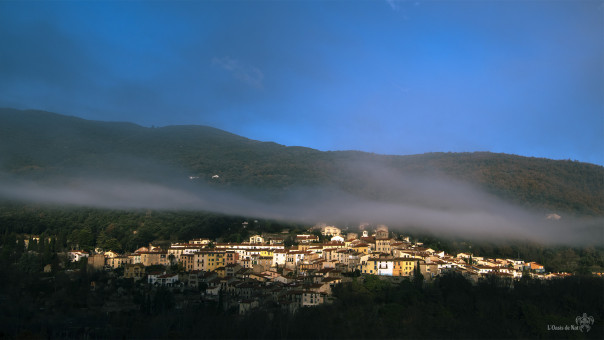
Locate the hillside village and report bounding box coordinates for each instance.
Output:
[59,224,570,315]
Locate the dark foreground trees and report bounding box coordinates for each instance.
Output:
[1,265,602,339]
[278,274,603,339]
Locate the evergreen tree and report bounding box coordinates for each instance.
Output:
[413,260,424,288]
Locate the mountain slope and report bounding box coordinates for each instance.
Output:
[1,108,602,215]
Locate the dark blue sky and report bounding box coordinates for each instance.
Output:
[1,0,602,165]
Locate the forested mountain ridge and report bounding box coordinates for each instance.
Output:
[1,108,602,215]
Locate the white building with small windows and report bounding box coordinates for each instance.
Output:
[272,249,288,267]
[249,235,265,244]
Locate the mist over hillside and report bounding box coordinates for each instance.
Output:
[1,108,603,244]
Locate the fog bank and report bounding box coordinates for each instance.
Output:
[0,166,601,246]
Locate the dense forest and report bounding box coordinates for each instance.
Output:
[0,203,302,253]
[1,108,603,216]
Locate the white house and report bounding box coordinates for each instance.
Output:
[472,265,494,275]
[68,250,89,262]
[249,235,265,244]
[156,273,179,286]
[272,249,288,267]
[148,272,161,285]
[330,235,345,242]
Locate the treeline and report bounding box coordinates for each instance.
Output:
[0,202,307,253]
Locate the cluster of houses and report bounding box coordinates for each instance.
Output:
[67,224,565,314]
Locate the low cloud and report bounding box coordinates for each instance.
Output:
[0,161,601,246]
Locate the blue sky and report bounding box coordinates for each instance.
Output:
[1,0,602,165]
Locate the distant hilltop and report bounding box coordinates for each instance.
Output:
[0,108,603,216]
